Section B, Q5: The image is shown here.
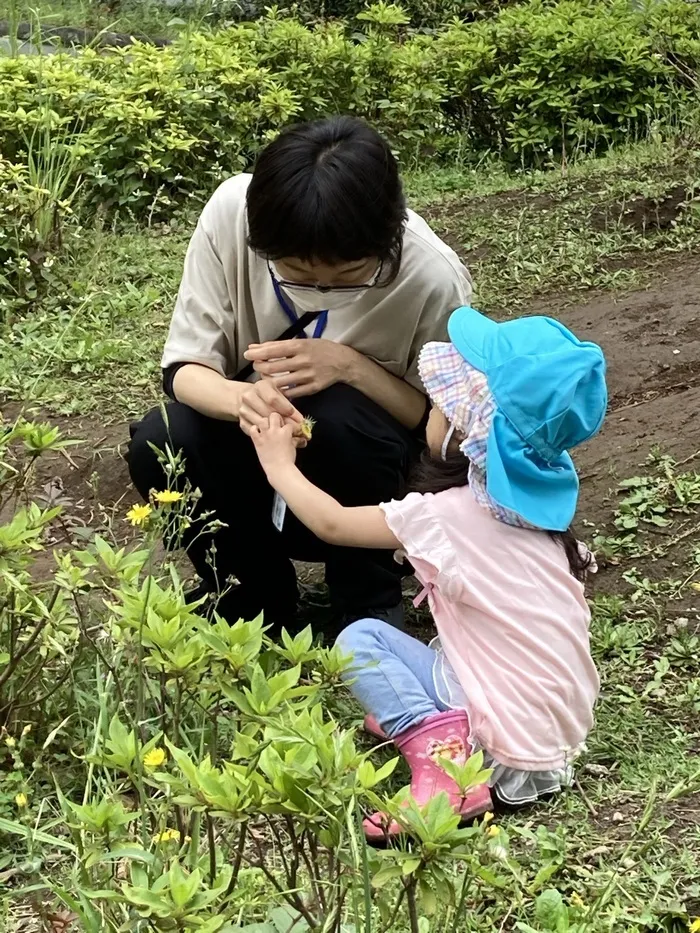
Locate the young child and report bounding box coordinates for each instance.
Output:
[251,307,607,841]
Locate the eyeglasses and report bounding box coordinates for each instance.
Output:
[268,260,383,293]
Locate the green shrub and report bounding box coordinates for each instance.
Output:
[434,0,700,158]
[0,122,79,318]
[0,160,45,314]
[0,0,699,216]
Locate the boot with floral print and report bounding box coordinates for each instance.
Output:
[364,709,492,843]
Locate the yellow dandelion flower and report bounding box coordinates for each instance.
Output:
[5,736,15,748]
[154,828,180,844]
[690,920,700,933]
[571,893,585,908]
[127,503,152,526]
[153,490,183,505]
[487,825,500,838]
[15,793,27,808]
[299,416,315,441]
[143,746,166,769]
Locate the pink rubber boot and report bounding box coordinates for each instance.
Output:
[364,714,387,740]
[364,709,492,843]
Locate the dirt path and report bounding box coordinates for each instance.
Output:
[6,257,700,590]
[550,258,700,528]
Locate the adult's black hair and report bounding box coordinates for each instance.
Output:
[246,116,407,281]
[408,450,591,583]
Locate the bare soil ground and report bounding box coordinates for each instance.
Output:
[537,257,700,520]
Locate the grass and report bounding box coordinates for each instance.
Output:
[0,217,192,419]
[0,0,223,40]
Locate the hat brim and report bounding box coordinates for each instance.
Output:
[486,410,579,532]
[447,306,499,373]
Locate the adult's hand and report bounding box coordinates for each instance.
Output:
[244,339,355,399]
[238,379,305,439]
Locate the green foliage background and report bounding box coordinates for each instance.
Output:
[0,0,699,213]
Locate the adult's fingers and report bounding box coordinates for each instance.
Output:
[284,383,317,400]
[253,358,301,377]
[238,406,267,435]
[272,369,314,391]
[269,412,283,429]
[257,381,303,422]
[280,371,316,398]
[245,340,302,361]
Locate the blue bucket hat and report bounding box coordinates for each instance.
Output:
[447,307,607,532]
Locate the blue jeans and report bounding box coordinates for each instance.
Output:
[336,619,451,738]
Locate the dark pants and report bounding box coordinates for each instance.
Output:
[126,384,419,627]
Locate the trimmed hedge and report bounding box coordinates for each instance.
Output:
[0,0,699,214]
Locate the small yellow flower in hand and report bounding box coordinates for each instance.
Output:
[143,747,166,769]
[153,490,183,505]
[15,793,27,808]
[127,504,152,526]
[154,828,180,844]
[299,416,315,441]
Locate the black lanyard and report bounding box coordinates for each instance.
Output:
[271,275,329,340]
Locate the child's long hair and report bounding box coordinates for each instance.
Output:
[409,451,591,583]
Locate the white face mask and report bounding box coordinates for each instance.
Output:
[280,284,367,314]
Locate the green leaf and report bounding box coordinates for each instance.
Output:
[477,866,509,888]
[374,757,399,783]
[121,885,168,914]
[169,860,200,908]
[371,865,403,888]
[419,879,437,915]
[534,889,568,931]
[0,817,77,852]
[42,715,73,750]
[93,844,156,866]
[531,862,561,892]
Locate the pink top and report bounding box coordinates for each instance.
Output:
[381,486,599,771]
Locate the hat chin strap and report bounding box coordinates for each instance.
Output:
[441,423,456,462]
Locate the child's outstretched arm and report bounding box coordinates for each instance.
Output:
[251,414,401,550]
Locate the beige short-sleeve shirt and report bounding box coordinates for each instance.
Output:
[162,174,472,392]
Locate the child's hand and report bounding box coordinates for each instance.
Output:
[251,413,298,474]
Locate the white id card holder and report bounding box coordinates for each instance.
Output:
[272,492,287,532]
